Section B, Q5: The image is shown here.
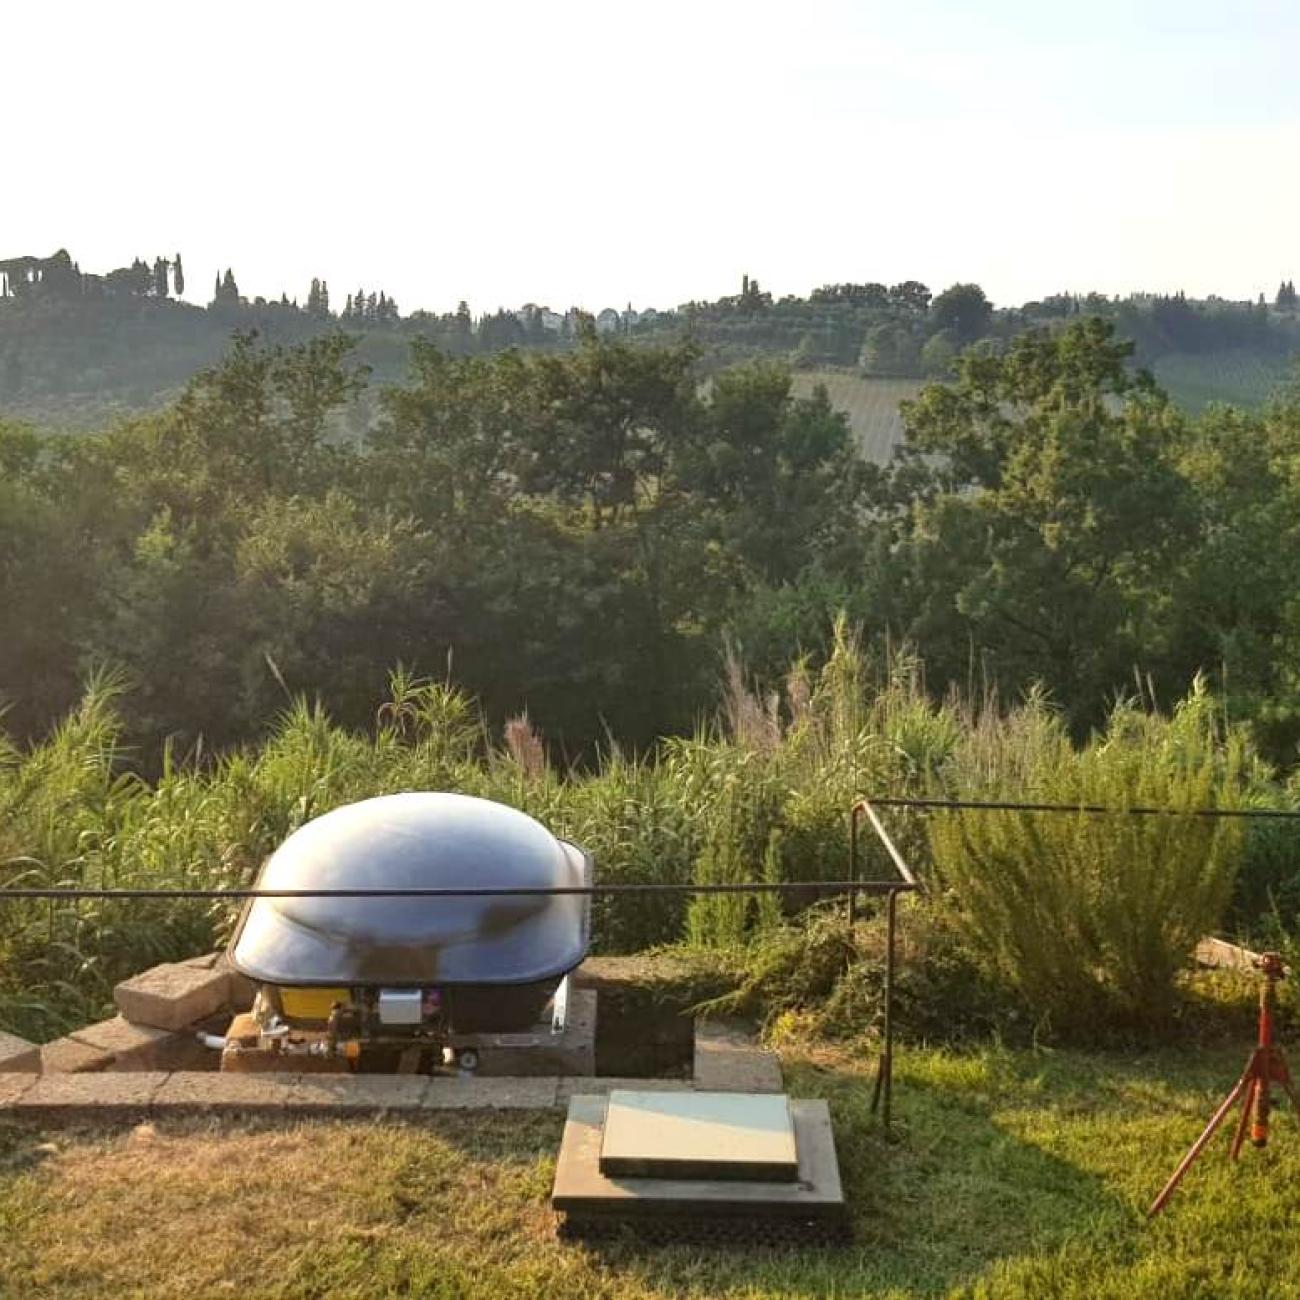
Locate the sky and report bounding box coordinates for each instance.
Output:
[5,0,1299,315]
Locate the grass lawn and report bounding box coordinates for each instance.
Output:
[2,1043,1298,1299]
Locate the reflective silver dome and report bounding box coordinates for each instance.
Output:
[230,792,592,986]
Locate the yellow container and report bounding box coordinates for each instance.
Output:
[278,987,351,1021]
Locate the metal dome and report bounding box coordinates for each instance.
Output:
[229,792,592,986]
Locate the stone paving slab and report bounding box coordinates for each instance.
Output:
[69,1015,212,1072]
[40,1037,114,1074]
[115,962,232,1031]
[287,1074,429,1113]
[14,1071,167,1120]
[0,1029,40,1073]
[424,1076,559,1110]
[0,1073,38,1106]
[152,1071,299,1113]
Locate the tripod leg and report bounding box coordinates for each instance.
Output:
[1273,1049,1300,1117]
[1230,1076,1257,1161]
[1148,1075,1249,1218]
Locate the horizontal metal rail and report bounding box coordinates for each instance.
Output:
[867,795,1300,819]
[0,879,893,902]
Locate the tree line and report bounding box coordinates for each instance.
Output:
[3,318,1300,769]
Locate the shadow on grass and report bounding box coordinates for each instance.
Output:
[567,1055,1132,1298]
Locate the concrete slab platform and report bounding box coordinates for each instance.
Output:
[552,1094,844,1222]
[0,1029,40,1073]
[600,1090,798,1182]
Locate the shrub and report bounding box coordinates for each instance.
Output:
[927,680,1250,1036]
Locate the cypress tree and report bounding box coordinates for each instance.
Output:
[173,253,185,297]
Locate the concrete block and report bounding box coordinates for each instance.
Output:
[14,1071,167,1120]
[0,1073,38,1107]
[217,954,257,1011]
[114,962,231,1031]
[288,1074,428,1114]
[0,1029,40,1073]
[423,1076,559,1110]
[153,1070,298,1114]
[40,1037,114,1074]
[69,1016,212,1073]
[181,951,222,970]
[693,1020,783,1094]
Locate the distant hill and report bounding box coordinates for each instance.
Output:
[3,250,1299,439]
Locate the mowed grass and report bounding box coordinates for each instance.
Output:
[3,1042,1299,1299]
[791,371,925,465]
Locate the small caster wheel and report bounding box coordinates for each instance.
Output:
[456,1048,480,1073]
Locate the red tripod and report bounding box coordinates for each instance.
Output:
[1149,952,1300,1218]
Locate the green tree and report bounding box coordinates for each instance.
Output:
[931,283,992,343]
[884,318,1196,713]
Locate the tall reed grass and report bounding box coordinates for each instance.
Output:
[0,627,1269,1043]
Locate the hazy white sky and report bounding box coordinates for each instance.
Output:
[6,0,1298,314]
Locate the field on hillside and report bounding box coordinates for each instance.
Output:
[791,371,925,464]
[1152,349,1294,411]
[4,1041,1299,1299]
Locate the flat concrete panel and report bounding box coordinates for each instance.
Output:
[553,1094,845,1221]
[601,1090,797,1181]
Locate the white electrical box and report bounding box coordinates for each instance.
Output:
[377,988,424,1025]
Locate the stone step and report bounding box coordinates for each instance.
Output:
[693,1019,783,1093]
